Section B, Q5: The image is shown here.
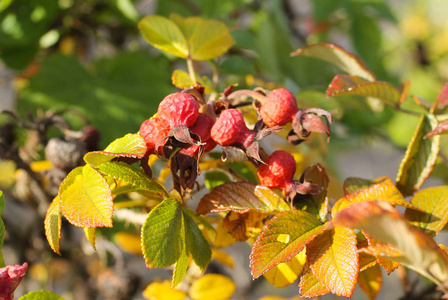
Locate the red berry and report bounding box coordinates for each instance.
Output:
[257,150,296,191]
[158,92,199,129]
[139,117,169,154]
[190,113,216,153]
[260,88,298,127]
[211,109,256,148]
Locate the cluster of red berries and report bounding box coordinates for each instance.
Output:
[139,87,330,196]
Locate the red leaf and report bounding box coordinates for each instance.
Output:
[435,82,448,112]
[425,119,448,138]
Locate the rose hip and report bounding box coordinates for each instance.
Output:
[257,150,296,192]
[211,109,256,148]
[139,117,169,154]
[260,88,298,127]
[158,92,199,129]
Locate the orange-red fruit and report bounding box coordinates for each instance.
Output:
[139,117,169,154]
[260,88,299,127]
[190,113,217,153]
[211,109,256,148]
[257,150,296,191]
[158,92,199,128]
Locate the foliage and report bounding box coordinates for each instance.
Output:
[2,1,448,299]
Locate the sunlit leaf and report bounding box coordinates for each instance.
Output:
[198,182,289,215]
[396,114,440,196]
[44,197,62,255]
[291,43,376,81]
[171,69,215,93]
[307,226,358,298]
[189,274,235,300]
[343,176,389,196]
[142,281,186,300]
[327,74,401,107]
[249,210,325,279]
[299,264,330,298]
[60,166,113,227]
[434,82,448,112]
[223,211,267,241]
[263,249,307,288]
[333,201,448,290]
[83,227,96,250]
[358,264,383,300]
[404,186,448,236]
[213,220,237,248]
[18,290,64,300]
[96,161,166,198]
[212,249,234,268]
[172,226,188,288]
[141,199,183,268]
[332,178,412,218]
[362,234,400,274]
[139,15,188,58]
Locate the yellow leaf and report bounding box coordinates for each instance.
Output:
[45,197,62,255]
[0,160,16,187]
[171,70,215,93]
[115,232,142,255]
[214,220,237,248]
[212,249,234,268]
[84,227,96,249]
[358,264,383,300]
[259,297,290,300]
[263,249,306,288]
[142,281,187,300]
[30,160,53,172]
[189,274,235,300]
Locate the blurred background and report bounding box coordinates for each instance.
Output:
[1,0,448,299]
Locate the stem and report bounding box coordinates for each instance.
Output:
[187,58,197,83]
[395,106,421,117]
[226,89,268,105]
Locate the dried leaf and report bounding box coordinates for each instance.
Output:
[197,182,289,215]
[396,114,440,196]
[307,226,358,298]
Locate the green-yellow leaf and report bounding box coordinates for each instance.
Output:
[59,166,113,227]
[327,74,401,107]
[18,290,64,300]
[307,226,358,298]
[249,210,325,279]
[171,69,215,93]
[292,43,376,81]
[189,274,235,300]
[44,197,62,255]
[139,15,188,58]
[334,201,448,291]
[84,133,147,168]
[142,281,187,300]
[84,227,96,250]
[198,182,289,215]
[396,114,440,196]
[141,199,183,268]
[358,264,383,300]
[172,220,188,288]
[263,249,307,288]
[97,161,166,198]
[343,176,390,196]
[405,186,448,236]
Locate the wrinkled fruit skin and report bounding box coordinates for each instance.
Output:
[45,137,86,172]
[257,150,296,191]
[190,113,216,153]
[260,88,299,127]
[158,92,199,129]
[139,117,170,155]
[211,109,255,148]
[0,263,28,300]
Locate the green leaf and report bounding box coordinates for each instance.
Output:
[327,74,401,107]
[307,226,358,298]
[333,201,448,291]
[197,182,289,215]
[139,14,234,61]
[84,133,147,168]
[44,197,62,255]
[59,165,113,227]
[138,15,188,58]
[219,55,255,76]
[172,249,189,288]
[0,190,5,266]
[18,290,64,300]
[249,210,325,279]
[292,43,376,81]
[182,207,211,271]
[204,171,231,191]
[96,161,166,198]
[404,186,448,236]
[343,176,390,196]
[141,198,183,268]
[396,114,441,196]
